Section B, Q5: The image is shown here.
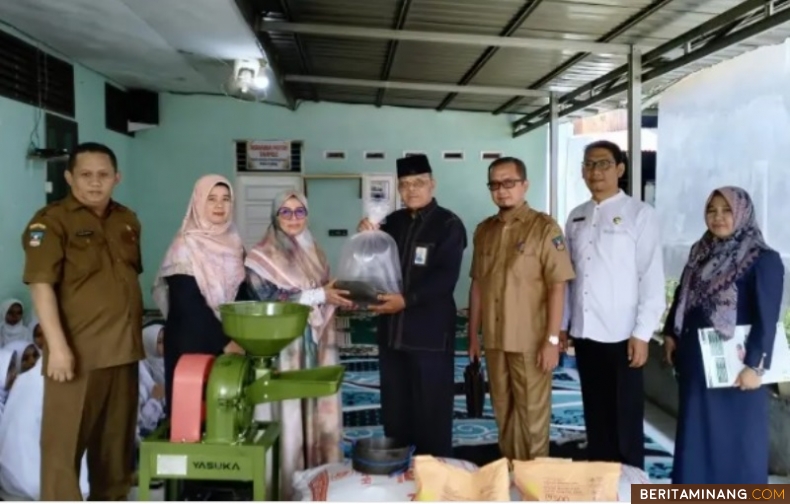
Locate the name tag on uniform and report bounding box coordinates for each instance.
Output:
[76,230,94,237]
[572,216,585,222]
[414,246,428,266]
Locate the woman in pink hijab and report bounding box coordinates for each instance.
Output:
[152,174,245,414]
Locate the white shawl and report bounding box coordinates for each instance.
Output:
[0,360,89,499]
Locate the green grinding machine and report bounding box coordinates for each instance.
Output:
[137,301,345,501]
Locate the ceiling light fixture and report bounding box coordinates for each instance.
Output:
[233,59,270,92]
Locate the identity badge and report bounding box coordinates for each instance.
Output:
[414,246,428,266]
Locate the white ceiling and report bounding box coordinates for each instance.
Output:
[0,0,288,105]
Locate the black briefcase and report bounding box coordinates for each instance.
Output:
[464,356,486,418]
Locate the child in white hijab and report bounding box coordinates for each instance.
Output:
[0,359,89,499]
[138,323,166,442]
[0,347,18,417]
[3,340,40,373]
[27,315,44,352]
[0,299,29,346]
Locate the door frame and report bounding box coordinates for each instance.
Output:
[234,172,304,246]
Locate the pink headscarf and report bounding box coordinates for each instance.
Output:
[152,174,245,318]
[244,190,335,339]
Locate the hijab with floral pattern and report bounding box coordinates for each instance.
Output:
[672,186,771,340]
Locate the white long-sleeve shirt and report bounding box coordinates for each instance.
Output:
[561,191,665,343]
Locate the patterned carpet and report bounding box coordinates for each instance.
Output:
[336,313,675,483]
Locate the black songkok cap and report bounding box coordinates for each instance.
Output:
[396,154,432,178]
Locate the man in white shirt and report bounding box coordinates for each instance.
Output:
[561,140,665,470]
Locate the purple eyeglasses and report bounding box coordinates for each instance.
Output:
[278,206,308,220]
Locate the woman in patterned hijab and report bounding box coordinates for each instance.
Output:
[243,190,351,499]
[662,186,784,485]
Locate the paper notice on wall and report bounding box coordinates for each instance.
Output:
[247,140,291,171]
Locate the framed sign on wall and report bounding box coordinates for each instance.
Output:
[362,173,401,217]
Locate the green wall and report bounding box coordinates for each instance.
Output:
[127,95,548,307]
[0,64,133,309]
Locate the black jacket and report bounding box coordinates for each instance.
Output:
[377,199,467,352]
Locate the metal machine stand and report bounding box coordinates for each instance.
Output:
[136,301,344,502]
[137,420,281,501]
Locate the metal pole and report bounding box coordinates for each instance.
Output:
[549,92,560,217]
[627,46,643,201]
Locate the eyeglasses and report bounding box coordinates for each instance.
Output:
[582,160,615,172]
[277,207,308,220]
[487,179,524,191]
[398,179,430,191]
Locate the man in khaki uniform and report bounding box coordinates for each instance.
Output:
[22,142,144,500]
[468,157,575,461]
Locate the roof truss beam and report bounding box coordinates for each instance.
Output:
[376,0,414,107]
[259,21,633,55]
[436,0,546,111]
[279,0,317,101]
[512,0,790,137]
[492,0,677,115]
[283,75,551,98]
[512,0,778,131]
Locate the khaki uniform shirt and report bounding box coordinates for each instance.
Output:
[22,194,145,373]
[471,203,575,353]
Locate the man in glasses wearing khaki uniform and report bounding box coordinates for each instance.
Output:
[468,157,575,461]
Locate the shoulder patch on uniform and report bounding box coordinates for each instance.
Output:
[551,234,566,251]
[28,229,45,247]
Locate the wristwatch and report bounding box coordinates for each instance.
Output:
[547,335,560,346]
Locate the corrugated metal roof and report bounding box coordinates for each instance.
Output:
[256,0,790,131]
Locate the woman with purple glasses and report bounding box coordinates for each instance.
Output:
[243,190,352,499]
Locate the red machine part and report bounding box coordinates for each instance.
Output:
[170,354,215,443]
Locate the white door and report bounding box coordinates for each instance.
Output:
[235,174,303,248]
